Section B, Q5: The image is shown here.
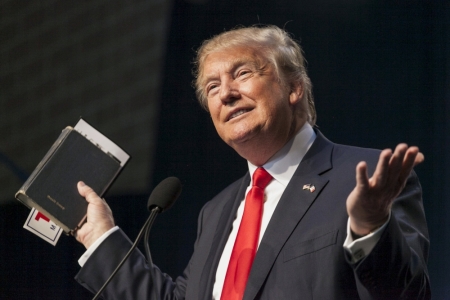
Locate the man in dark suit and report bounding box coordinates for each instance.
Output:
[74,25,430,299]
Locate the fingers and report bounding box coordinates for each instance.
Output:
[371,144,423,191]
[348,143,423,236]
[389,143,408,176]
[372,148,392,185]
[415,152,425,165]
[77,181,111,223]
[78,181,102,204]
[412,149,425,166]
[398,146,424,183]
[355,161,369,190]
[75,181,115,248]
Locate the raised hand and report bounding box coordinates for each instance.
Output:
[74,181,115,249]
[347,144,424,236]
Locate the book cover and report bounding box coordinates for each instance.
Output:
[15,119,130,235]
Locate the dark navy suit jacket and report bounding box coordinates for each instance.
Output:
[76,131,431,299]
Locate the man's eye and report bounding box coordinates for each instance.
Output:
[238,70,251,77]
[207,84,219,94]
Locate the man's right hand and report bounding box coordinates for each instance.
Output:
[74,181,115,249]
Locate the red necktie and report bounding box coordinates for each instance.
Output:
[221,167,273,300]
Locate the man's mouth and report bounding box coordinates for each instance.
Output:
[228,109,251,121]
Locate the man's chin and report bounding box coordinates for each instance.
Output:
[226,132,258,152]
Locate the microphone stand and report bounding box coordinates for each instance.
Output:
[144,218,154,265]
[92,207,161,300]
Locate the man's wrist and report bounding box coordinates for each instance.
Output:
[344,212,391,263]
[80,225,114,249]
[349,215,389,237]
[78,226,119,267]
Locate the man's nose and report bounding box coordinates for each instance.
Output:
[219,80,240,105]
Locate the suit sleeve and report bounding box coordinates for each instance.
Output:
[74,203,209,300]
[348,171,431,299]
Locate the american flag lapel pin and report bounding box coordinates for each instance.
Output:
[303,184,315,193]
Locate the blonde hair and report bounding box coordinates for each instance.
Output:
[193,25,316,125]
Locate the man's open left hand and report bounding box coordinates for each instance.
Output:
[347,144,424,236]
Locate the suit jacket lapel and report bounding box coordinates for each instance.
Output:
[199,173,251,300]
[244,130,335,300]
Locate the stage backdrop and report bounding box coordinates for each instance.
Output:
[0,0,448,299]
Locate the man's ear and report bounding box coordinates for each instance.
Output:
[289,82,303,106]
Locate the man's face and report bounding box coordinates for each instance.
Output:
[201,46,302,161]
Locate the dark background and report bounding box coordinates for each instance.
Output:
[1,0,449,299]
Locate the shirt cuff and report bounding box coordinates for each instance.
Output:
[78,226,120,267]
[343,212,391,263]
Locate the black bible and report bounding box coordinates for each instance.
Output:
[15,119,130,235]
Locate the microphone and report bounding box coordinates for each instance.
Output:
[147,176,181,212]
[92,177,182,300]
[144,177,181,263]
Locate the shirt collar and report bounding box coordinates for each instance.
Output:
[248,122,316,187]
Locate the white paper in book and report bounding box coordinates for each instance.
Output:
[23,208,63,246]
[74,119,130,167]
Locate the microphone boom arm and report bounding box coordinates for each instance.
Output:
[92,207,161,300]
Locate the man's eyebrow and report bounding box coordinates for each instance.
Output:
[230,56,267,74]
[230,57,258,70]
[203,58,259,84]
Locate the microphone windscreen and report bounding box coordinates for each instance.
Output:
[147,177,181,212]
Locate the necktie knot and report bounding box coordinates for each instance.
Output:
[252,167,273,190]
